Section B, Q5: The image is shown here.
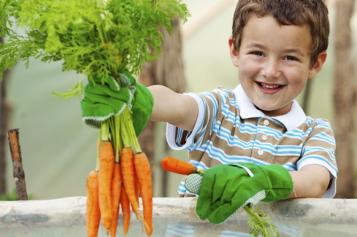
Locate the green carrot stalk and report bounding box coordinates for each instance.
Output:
[244,205,280,237]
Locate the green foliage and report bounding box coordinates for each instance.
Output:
[0,190,33,200]
[0,0,189,85]
[0,190,18,201]
[244,205,280,237]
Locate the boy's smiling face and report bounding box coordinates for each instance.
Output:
[229,14,326,116]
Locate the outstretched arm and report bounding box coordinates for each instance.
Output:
[148,85,198,131]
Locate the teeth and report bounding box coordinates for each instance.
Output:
[260,83,280,89]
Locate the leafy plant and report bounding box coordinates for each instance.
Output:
[0,190,18,201]
[0,0,189,85]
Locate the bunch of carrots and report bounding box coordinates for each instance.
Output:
[86,108,152,237]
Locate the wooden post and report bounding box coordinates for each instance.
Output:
[7,129,28,200]
[333,0,355,198]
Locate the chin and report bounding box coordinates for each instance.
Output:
[255,104,280,114]
[254,103,274,111]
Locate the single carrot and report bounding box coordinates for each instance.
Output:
[110,162,122,237]
[133,164,140,207]
[120,147,141,219]
[161,156,197,175]
[134,152,153,237]
[120,184,131,237]
[98,141,115,231]
[86,170,101,237]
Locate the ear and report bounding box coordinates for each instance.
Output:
[228,37,240,67]
[308,52,327,79]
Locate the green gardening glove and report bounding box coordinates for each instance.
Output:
[80,73,153,136]
[132,81,153,136]
[196,163,293,224]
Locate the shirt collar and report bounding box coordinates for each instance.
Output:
[232,84,306,130]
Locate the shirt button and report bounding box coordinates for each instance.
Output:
[257,150,264,155]
[261,135,268,141]
[263,120,270,126]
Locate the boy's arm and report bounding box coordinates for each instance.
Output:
[289,165,331,198]
[148,85,198,131]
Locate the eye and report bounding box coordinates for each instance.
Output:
[249,50,264,57]
[283,55,299,61]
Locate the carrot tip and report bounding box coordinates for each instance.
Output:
[143,220,153,236]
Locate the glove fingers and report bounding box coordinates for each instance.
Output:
[80,102,115,123]
[207,202,237,224]
[86,84,131,101]
[196,173,216,220]
[103,76,120,91]
[211,175,229,204]
[208,186,252,224]
[84,92,115,105]
[208,180,263,224]
[219,179,240,205]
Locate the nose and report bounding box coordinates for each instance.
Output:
[262,58,281,78]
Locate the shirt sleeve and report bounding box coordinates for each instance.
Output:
[165,90,228,195]
[297,119,338,198]
[166,91,222,152]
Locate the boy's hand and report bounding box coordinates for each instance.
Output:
[80,74,153,136]
[195,163,293,224]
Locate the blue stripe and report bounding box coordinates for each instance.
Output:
[283,162,297,171]
[178,181,187,193]
[205,93,219,133]
[166,224,195,236]
[311,132,335,145]
[315,119,332,129]
[210,125,303,156]
[176,128,184,146]
[297,155,338,173]
[217,106,312,140]
[196,141,269,165]
[190,160,208,170]
[304,146,335,158]
[220,230,252,237]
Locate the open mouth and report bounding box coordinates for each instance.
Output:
[256,81,285,94]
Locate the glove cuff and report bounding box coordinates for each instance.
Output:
[259,164,293,202]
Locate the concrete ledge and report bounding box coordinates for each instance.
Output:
[1,197,357,228]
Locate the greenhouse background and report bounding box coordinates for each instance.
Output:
[1,0,356,199]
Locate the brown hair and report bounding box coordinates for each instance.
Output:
[232,0,329,64]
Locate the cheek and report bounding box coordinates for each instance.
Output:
[285,69,308,87]
[239,59,261,77]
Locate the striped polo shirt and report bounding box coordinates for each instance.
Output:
[166,85,337,198]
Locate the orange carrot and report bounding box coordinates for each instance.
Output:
[110,162,122,237]
[161,156,197,175]
[134,152,153,237]
[120,147,141,219]
[133,164,140,207]
[98,141,115,231]
[120,184,131,237]
[86,170,101,237]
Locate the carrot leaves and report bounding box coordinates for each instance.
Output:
[0,0,189,83]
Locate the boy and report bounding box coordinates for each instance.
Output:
[148,0,337,223]
[81,0,337,225]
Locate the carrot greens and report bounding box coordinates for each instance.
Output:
[0,0,189,82]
